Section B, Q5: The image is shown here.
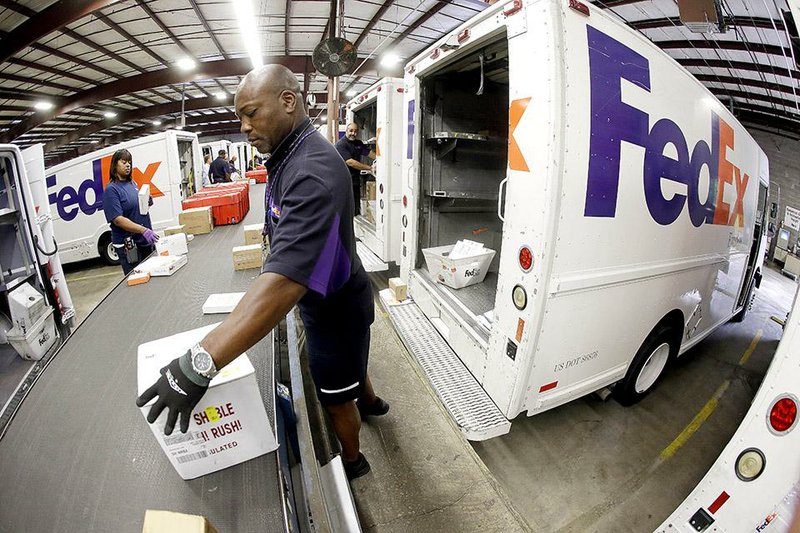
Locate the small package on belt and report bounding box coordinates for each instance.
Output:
[138,184,150,216]
[164,225,186,236]
[243,223,263,246]
[156,233,188,257]
[142,510,218,533]
[128,270,151,286]
[137,255,188,277]
[232,244,262,271]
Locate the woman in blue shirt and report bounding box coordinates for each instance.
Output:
[102,149,159,274]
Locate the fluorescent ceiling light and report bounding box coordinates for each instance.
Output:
[177,57,196,71]
[232,0,263,69]
[380,53,400,67]
[91,139,101,144]
[103,111,117,118]
[215,92,227,100]
[34,101,54,111]
[152,120,162,126]
[346,90,357,97]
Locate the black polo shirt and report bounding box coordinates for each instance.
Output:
[263,119,373,335]
[208,157,229,183]
[334,137,369,184]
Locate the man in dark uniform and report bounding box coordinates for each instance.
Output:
[208,150,231,183]
[335,122,375,216]
[137,65,388,480]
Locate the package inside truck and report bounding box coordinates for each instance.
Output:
[416,35,509,327]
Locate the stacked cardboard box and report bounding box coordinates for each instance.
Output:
[232,244,262,271]
[366,181,376,201]
[179,207,213,235]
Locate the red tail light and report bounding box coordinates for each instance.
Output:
[769,396,797,433]
[519,246,533,272]
[402,195,408,208]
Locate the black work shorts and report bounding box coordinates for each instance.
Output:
[306,328,370,406]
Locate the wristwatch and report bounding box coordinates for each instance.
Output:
[190,343,219,380]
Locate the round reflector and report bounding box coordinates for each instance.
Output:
[519,246,533,272]
[512,285,527,310]
[402,215,408,228]
[403,195,408,208]
[769,396,798,434]
[735,448,765,481]
[379,183,384,194]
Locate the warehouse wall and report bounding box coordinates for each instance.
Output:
[747,127,800,251]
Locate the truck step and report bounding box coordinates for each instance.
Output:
[357,241,388,272]
[380,291,511,441]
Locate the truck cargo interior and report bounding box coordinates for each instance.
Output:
[353,101,378,229]
[177,139,196,198]
[415,36,509,332]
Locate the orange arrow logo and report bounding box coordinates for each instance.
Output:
[509,98,530,172]
[133,162,164,197]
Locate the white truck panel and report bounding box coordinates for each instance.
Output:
[45,130,202,264]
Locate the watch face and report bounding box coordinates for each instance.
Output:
[194,352,213,373]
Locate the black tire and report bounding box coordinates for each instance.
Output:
[614,323,678,407]
[730,284,755,323]
[98,233,119,265]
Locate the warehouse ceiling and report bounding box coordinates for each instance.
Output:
[0,0,797,167]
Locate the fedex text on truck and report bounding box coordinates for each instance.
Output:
[46,154,163,221]
[585,26,750,228]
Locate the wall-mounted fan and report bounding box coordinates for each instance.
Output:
[313,37,357,77]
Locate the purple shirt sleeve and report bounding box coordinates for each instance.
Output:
[262,174,352,297]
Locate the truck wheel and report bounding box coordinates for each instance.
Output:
[614,324,677,406]
[730,285,755,323]
[98,234,119,265]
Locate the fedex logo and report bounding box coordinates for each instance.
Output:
[585,26,750,228]
[47,155,163,221]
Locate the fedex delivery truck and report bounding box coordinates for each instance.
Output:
[200,140,232,161]
[389,0,770,440]
[45,130,203,265]
[657,287,800,532]
[346,78,405,271]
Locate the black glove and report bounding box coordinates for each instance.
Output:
[136,351,210,435]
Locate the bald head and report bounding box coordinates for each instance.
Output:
[239,64,302,98]
[345,122,360,141]
[235,64,307,154]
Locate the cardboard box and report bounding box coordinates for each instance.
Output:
[128,271,151,286]
[179,207,214,235]
[202,292,246,314]
[142,510,218,533]
[389,277,407,301]
[156,233,189,257]
[8,282,47,335]
[164,225,186,236]
[232,244,262,271]
[138,184,150,215]
[7,307,57,361]
[137,324,278,479]
[137,255,188,277]
[366,180,376,201]
[243,223,263,245]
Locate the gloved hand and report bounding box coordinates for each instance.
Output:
[136,351,209,435]
[142,228,159,245]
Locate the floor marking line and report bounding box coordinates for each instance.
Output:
[739,329,763,366]
[659,380,730,461]
[67,271,123,283]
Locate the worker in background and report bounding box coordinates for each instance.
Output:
[137,65,389,481]
[335,122,375,216]
[102,148,159,274]
[208,149,231,183]
[201,154,212,188]
[228,154,241,180]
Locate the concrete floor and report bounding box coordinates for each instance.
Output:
[53,257,796,532]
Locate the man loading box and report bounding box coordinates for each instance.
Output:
[137,65,388,480]
[335,122,375,216]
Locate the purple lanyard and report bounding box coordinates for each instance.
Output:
[264,124,316,237]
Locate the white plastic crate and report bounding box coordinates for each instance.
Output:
[7,307,58,361]
[422,244,496,289]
